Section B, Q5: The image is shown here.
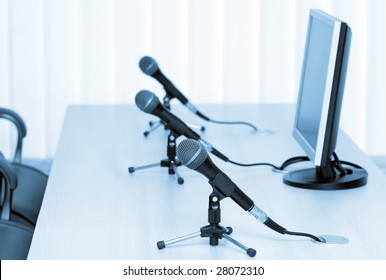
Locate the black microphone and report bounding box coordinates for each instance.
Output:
[176,139,324,242]
[139,56,257,131]
[139,56,191,107]
[177,139,263,213]
[135,90,228,162]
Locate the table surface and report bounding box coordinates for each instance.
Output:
[27,104,386,259]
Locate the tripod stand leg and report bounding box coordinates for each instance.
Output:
[149,120,161,127]
[157,231,201,249]
[128,162,160,173]
[143,122,163,137]
[222,234,256,257]
[171,163,184,184]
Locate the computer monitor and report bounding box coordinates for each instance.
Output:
[283,9,367,190]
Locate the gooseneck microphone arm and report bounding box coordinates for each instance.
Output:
[176,139,323,243]
[139,56,258,132]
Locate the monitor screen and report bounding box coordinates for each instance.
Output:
[296,18,333,151]
[293,9,350,167]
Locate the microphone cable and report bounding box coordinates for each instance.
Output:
[229,157,326,242]
[208,119,258,132]
[229,159,280,169]
[228,156,310,171]
[263,217,323,242]
[228,154,363,242]
[228,154,365,175]
[195,111,258,132]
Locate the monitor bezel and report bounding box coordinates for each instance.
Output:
[293,9,351,167]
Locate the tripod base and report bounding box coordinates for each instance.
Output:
[157,225,256,257]
[129,130,184,184]
[128,160,184,185]
[156,192,257,257]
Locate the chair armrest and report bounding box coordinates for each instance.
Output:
[0,153,18,221]
[0,108,27,163]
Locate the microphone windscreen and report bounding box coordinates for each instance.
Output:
[139,56,159,75]
[177,139,208,170]
[135,90,160,113]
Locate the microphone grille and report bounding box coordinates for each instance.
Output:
[135,90,160,113]
[177,139,208,170]
[139,56,159,75]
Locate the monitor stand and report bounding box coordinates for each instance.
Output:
[283,154,368,190]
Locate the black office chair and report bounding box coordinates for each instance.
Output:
[0,153,34,260]
[0,108,48,226]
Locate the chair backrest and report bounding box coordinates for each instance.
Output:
[11,164,48,225]
[0,108,27,163]
[0,108,48,226]
[0,153,18,220]
[0,152,34,260]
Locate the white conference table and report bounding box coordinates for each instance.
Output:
[28,104,386,259]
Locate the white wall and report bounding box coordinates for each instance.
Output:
[1,0,385,159]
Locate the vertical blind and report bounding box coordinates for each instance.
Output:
[1,0,385,159]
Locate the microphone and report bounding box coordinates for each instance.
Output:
[139,56,191,106]
[135,90,229,162]
[177,139,264,213]
[176,139,324,242]
[139,56,257,131]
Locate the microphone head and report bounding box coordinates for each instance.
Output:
[177,139,208,170]
[135,90,160,113]
[139,56,159,75]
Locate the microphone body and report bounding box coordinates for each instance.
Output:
[152,70,189,105]
[176,139,266,217]
[135,90,228,161]
[150,102,199,139]
[190,152,254,211]
[140,57,189,104]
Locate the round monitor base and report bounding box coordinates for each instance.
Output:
[283,167,367,190]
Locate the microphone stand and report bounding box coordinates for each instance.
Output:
[128,130,185,184]
[143,93,205,137]
[157,192,257,257]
